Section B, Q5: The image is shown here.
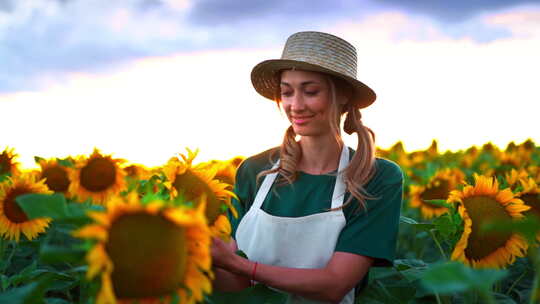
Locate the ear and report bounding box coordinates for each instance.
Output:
[334,78,353,105]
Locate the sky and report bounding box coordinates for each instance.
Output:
[1,0,539,169]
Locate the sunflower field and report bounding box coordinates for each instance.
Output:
[0,139,539,304]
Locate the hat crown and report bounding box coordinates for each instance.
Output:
[281,31,358,79]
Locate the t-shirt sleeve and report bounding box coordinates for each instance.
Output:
[335,160,404,267]
[227,160,254,240]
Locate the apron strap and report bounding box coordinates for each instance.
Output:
[252,161,280,210]
[331,146,349,209]
[252,146,350,210]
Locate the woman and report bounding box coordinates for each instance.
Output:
[211,31,403,304]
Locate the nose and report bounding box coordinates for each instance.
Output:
[289,92,306,112]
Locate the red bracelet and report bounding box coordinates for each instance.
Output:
[251,262,258,286]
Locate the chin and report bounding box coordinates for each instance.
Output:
[292,127,324,137]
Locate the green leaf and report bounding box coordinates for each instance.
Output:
[421,261,508,294]
[45,299,71,304]
[0,275,9,291]
[34,156,45,164]
[492,292,517,304]
[394,259,429,282]
[8,260,37,286]
[393,259,428,271]
[400,216,436,232]
[39,244,86,265]
[399,216,418,225]
[432,215,458,239]
[235,250,248,259]
[208,284,288,304]
[355,283,397,304]
[0,274,55,304]
[424,199,452,209]
[56,158,74,168]
[383,282,416,303]
[369,267,399,281]
[16,193,68,219]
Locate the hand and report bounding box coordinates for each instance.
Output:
[211,236,237,269]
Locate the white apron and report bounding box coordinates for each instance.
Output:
[236,146,355,304]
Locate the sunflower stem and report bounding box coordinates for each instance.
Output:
[529,246,540,304]
[0,238,5,260]
[429,229,447,260]
[434,292,442,304]
[478,288,496,304]
[506,268,527,295]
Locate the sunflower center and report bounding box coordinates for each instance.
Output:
[106,212,188,299]
[0,152,13,175]
[3,187,30,223]
[462,195,512,261]
[172,170,222,224]
[215,173,234,187]
[420,180,450,208]
[124,165,138,178]
[522,193,540,219]
[80,157,116,192]
[42,166,70,192]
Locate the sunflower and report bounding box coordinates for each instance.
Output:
[515,178,540,241]
[200,159,238,190]
[163,149,237,228]
[0,147,20,177]
[409,168,465,219]
[482,142,500,154]
[505,169,530,190]
[73,193,212,304]
[498,150,530,171]
[460,146,479,169]
[123,163,152,181]
[449,174,530,268]
[0,174,52,241]
[210,214,232,242]
[425,139,438,158]
[37,158,71,193]
[520,138,536,151]
[68,149,127,205]
[527,165,540,184]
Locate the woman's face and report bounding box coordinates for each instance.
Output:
[280,70,333,137]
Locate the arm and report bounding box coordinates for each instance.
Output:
[211,238,251,292]
[212,238,373,303]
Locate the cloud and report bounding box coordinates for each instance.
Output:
[186,0,360,26]
[0,0,207,93]
[1,0,537,94]
[483,8,540,37]
[2,9,539,166]
[375,0,540,22]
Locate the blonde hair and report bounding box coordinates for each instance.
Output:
[258,72,377,211]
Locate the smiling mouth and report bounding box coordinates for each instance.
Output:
[292,115,314,124]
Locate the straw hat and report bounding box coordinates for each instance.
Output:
[251,31,376,109]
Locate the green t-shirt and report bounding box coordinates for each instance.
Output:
[228,147,404,269]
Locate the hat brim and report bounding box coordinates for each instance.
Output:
[251,59,376,109]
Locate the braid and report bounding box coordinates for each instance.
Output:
[278,126,301,184]
[339,103,377,211]
[257,125,301,185]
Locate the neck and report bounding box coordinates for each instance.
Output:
[297,134,343,175]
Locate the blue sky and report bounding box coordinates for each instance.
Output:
[1,0,539,167]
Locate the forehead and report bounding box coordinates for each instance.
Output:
[280,69,327,85]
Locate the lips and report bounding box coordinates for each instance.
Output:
[292,115,314,125]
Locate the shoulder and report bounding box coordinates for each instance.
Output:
[236,147,280,178]
[348,148,403,193]
[373,157,404,184]
[348,147,403,184]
